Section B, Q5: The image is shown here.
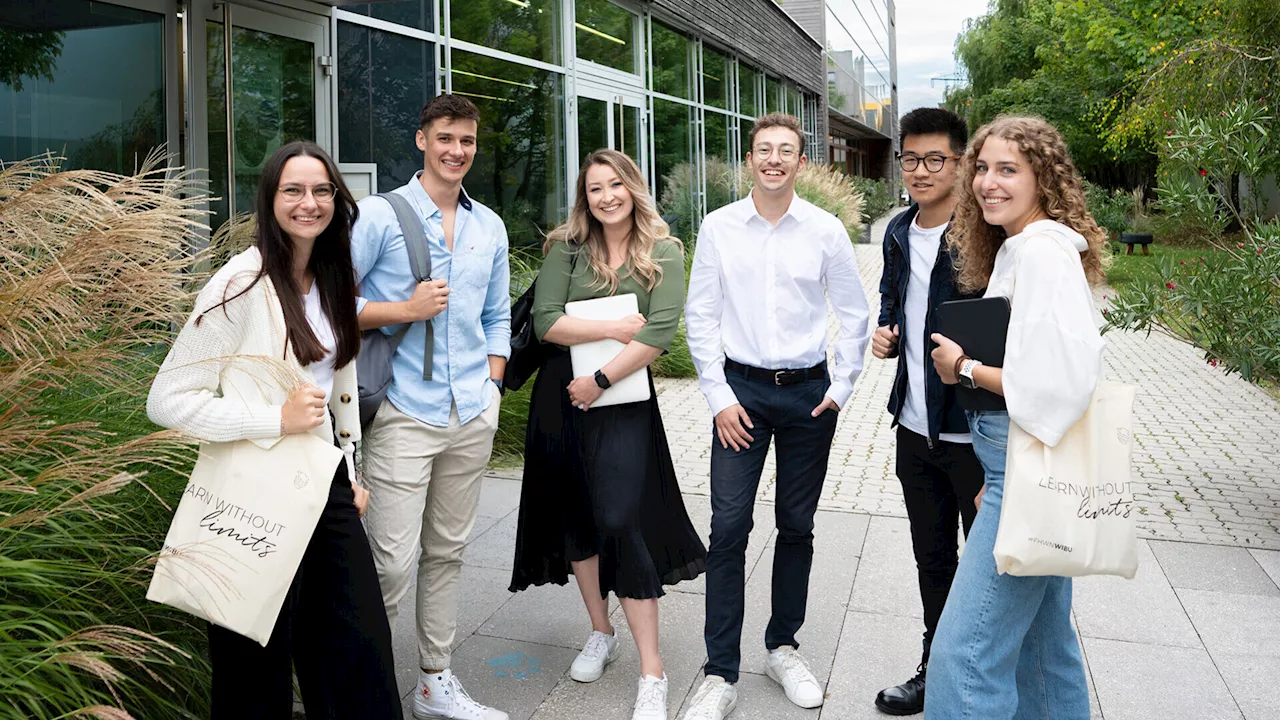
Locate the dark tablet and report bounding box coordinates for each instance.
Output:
[936,296,1011,412]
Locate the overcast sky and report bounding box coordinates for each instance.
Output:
[894,0,991,116]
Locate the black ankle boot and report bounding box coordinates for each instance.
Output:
[874,663,926,715]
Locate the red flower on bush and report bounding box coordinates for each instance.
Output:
[1259,248,1265,255]
[1198,168,1209,177]
[1238,243,1245,249]
[1166,281,1176,290]
[1209,359,1219,367]
[1166,129,1174,136]
[1180,260,1186,265]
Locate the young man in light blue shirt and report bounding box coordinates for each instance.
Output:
[352,94,510,720]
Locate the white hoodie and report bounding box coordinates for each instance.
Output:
[984,220,1105,446]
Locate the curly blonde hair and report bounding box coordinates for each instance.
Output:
[949,115,1109,292]
[543,149,680,292]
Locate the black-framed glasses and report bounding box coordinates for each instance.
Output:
[898,154,959,173]
[279,183,337,203]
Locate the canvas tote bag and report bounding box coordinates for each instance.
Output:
[148,432,343,646]
[993,380,1140,579]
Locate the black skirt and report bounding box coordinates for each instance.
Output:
[509,351,706,599]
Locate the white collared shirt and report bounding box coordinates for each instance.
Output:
[685,193,872,416]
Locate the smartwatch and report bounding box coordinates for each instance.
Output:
[958,358,983,389]
[594,369,612,390]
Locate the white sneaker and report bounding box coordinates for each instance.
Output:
[632,674,668,720]
[679,675,738,720]
[412,669,509,720]
[764,646,824,708]
[569,629,620,682]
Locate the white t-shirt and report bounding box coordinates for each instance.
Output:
[302,281,337,403]
[899,215,971,444]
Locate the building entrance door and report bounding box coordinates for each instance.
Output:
[192,2,329,231]
[575,84,646,171]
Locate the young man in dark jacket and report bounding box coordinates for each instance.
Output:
[870,107,984,716]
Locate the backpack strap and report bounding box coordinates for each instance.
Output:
[377,192,435,381]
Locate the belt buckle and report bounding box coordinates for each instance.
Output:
[774,370,799,386]
[774,371,785,386]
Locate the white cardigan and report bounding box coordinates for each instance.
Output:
[985,220,1105,447]
[147,247,361,473]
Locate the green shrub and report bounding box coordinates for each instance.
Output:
[1105,102,1280,386]
[1084,180,1134,238]
[846,174,894,227]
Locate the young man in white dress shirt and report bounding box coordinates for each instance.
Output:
[681,113,872,720]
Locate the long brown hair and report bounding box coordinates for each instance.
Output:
[949,115,1108,292]
[197,141,361,369]
[543,149,680,292]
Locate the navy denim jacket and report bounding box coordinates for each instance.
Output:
[877,205,976,443]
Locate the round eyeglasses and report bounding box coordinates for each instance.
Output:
[278,183,337,203]
[898,154,959,173]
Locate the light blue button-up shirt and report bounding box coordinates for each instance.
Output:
[352,172,511,427]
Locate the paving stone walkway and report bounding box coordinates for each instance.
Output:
[422,210,1280,719]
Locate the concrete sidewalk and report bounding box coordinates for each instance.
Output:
[388,475,1280,720]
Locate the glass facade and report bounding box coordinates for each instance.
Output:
[2,0,825,239]
[825,0,894,135]
[0,0,165,176]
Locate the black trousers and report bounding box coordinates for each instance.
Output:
[207,459,402,720]
[703,368,838,684]
[895,425,984,665]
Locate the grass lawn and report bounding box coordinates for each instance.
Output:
[1105,241,1231,294]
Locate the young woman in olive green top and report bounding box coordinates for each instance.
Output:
[509,150,706,720]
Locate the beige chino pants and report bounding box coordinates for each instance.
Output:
[361,389,498,670]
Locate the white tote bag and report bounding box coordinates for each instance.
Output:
[148,432,343,646]
[993,381,1140,579]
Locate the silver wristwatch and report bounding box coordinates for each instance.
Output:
[959,358,983,389]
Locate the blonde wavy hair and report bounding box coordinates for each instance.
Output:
[543,149,680,292]
[949,115,1109,292]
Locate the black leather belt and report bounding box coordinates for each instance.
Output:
[725,358,827,386]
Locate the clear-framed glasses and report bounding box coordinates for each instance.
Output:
[278,183,337,203]
[898,154,958,173]
[753,143,799,161]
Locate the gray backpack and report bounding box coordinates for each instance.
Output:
[357,192,435,428]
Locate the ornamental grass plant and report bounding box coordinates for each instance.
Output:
[0,154,213,719]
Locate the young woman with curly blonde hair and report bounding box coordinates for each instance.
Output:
[923,116,1108,719]
[509,149,706,720]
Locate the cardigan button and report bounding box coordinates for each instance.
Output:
[339,430,351,439]
[340,393,351,403]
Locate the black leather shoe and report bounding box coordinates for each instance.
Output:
[875,664,926,715]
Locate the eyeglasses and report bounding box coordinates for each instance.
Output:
[753,144,799,161]
[898,154,959,173]
[278,183,337,203]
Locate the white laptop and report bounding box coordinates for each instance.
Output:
[564,293,651,408]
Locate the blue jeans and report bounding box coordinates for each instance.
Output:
[924,411,1089,720]
[702,369,838,683]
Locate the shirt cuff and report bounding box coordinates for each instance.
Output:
[486,335,512,359]
[707,385,740,417]
[356,296,368,315]
[825,382,853,410]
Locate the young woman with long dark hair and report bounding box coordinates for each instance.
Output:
[148,141,401,719]
[509,149,706,720]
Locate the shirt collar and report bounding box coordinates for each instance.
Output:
[741,190,806,227]
[406,170,474,216]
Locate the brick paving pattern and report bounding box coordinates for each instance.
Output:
[654,210,1280,549]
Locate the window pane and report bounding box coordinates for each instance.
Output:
[337,21,436,197]
[451,51,565,248]
[1,1,164,175]
[207,22,315,231]
[766,75,782,113]
[451,0,560,66]
[576,0,635,74]
[739,64,761,118]
[740,117,753,159]
[650,22,690,100]
[614,102,641,166]
[653,99,695,240]
[577,95,607,168]
[704,110,733,213]
[345,0,433,33]
[787,86,802,116]
[702,46,729,110]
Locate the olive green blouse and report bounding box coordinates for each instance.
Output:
[533,239,686,352]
